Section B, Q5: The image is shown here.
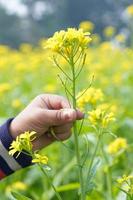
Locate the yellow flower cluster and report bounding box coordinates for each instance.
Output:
[97,103,117,114]
[117,175,133,196]
[9,131,36,157]
[79,21,94,32]
[117,174,133,184]
[45,28,91,55]
[32,153,48,165]
[88,108,115,128]
[107,137,127,155]
[126,5,133,17]
[9,131,49,166]
[77,87,104,110]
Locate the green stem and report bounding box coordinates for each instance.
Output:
[38,164,62,200]
[70,56,85,200]
[101,140,113,200]
[86,133,101,185]
[30,151,62,200]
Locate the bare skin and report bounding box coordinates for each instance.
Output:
[9,94,84,150]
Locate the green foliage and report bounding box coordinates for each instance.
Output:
[11,191,32,200]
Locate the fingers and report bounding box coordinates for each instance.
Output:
[37,94,71,110]
[32,132,55,150]
[52,123,73,134]
[32,130,71,150]
[41,108,84,126]
[33,94,84,126]
[76,109,84,120]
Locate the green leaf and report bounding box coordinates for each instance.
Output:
[56,182,80,192]
[85,158,101,194]
[11,191,32,200]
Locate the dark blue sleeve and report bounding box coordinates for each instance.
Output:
[0,118,32,179]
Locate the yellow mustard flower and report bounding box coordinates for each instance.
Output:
[32,153,48,165]
[77,87,104,110]
[126,5,133,17]
[79,21,94,32]
[9,131,36,157]
[45,28,91,55]
[19,131,36,141]
[97,103,117,115]
[117,174,133,184]
[9,137,23,157]
[117,175,133,196]
[107,137,127,154]
[88,108,115,128]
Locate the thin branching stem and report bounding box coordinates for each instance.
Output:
[76,75,94,100]
[60,52,71,65]
[70,56,85,200]
[53,56,72,82]
[64,78,72,108]
[58,75,73,98]
[78,118,85,136]
[50,127,75,153]
[74,50,84,64]
[85,132,102,188]
[75,54,86,80]
[73,44,80,58]
[38,164,62,200]
[101,139,113,200]
[81,135,90,167]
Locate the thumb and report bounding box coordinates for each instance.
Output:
[42,108,77,126]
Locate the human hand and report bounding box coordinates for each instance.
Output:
[9,94,84,150]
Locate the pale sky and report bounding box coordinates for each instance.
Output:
[0,0,28,17]
[0,0,53,18]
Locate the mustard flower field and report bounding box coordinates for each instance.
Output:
[0,5,133,199]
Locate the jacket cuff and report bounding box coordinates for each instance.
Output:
[0,118,32,178]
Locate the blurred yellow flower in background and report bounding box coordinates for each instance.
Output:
[79,21,95,32]
[77,88,103,110]
[0,83,11,94]
[43,84,57,93]
[103,26,116,38]
[126,4,133,17]
[91,34,101,44]
[6,181,27,194]
[115,34,126,43]
[108,137,127,154]
[12,99,22,109]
